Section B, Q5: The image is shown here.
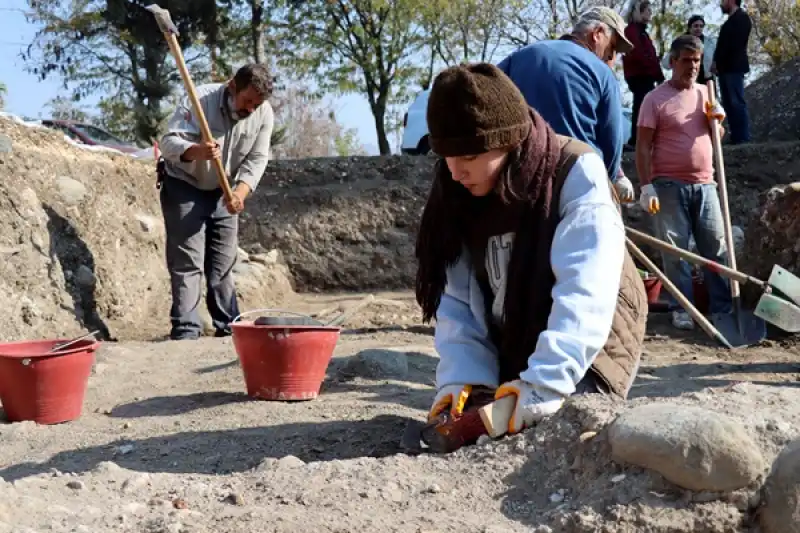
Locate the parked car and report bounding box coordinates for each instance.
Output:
[400,89,431,155]
[400,88,633,157]
[40,119,142,154]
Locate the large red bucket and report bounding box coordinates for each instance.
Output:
[231,310,340,401]
[0,338,99,424]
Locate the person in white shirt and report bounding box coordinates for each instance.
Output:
[415,62,648,436]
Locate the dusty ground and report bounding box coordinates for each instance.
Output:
[1,292,800,533]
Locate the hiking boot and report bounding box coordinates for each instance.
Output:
[671,310,694,330]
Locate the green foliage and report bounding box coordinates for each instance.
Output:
[748,0,800,66]
[23,0,222,144]
[270,123,288,147]
[45,95,91,122]
[272,0,428,154]
[0,81,6,110]
[333,128,367,156]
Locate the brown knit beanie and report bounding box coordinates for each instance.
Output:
[426,62,532,157]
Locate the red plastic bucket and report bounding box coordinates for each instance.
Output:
[0,338,99,424]
[693,273,710,315]
[231,310,340,401]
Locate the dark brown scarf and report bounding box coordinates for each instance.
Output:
[415,107,564,382]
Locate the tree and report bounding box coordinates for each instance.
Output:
[23,0,218,144]
[748,0,800,67]
[418,0,524,88]
[274,0,427,155]
[45,95,91,122]
[0,82,6,110]
[269,80,366,159]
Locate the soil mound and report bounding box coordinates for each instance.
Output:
[0,117,293,342]
[242,144,800,291]
[746,57,800,143]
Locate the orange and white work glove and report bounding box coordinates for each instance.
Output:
[639,184,660,215]
[705,101,725,122]
[494,380,566,434]
[428,384,472,422]
[614,175,635,203]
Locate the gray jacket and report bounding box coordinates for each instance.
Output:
[159,82,274,192]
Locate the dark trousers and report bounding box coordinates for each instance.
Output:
[626,76,658,146]
[159,177,240,340]
[717,72,751,144]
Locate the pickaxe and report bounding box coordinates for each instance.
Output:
[145,3,235,205]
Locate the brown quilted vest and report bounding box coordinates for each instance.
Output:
[468,136,648,399]
[557,138,648,398]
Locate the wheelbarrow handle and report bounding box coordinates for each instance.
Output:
[625,227,766,289]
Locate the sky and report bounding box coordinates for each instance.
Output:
[0,1,754,157]
[0,0,383,154]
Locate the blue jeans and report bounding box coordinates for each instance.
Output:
[717,73,751,144]
[651,178,732,314]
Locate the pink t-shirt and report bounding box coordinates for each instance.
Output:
[637,82,714,185]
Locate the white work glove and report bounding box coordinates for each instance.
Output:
[614,175,635,203]
[494,379,566,434]
[428,384,472,422]
[639,184,660,214]
[705,101,725,122]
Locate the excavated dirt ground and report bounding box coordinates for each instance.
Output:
[1,295,800,533]
[2,116,800,532]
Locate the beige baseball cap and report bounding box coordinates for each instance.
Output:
[576,6,634,54]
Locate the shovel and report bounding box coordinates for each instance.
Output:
[234,294,377,328]
[703,80,760,347]
[626,227,800,340]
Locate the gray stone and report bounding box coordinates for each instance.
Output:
[276,455,306,469]
[250,249,281,265]
[55,176,87,206]
[0,134,11,153]
[341,348,409,379]
[134,213,159,234]
[74,265,96,288]
[760,438,800,533]
[66,480,85,490]
[607,403,766,492]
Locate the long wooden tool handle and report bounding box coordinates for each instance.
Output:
[165,33,235,203]
[626,238,733,349]
[706,81,740,304]
[625,227,766,288]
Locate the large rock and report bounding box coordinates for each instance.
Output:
[607,403,766,492]
[338,347,410,379]
[759,438,800,533]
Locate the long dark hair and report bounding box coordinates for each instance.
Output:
[414,143,527,323]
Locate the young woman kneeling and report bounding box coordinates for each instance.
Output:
[415,63,648,435]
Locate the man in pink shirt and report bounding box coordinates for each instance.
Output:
[635,34,730,330]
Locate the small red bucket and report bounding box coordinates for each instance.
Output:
[0,338,99,424]
[643,277,662,304]
[693,273,710,315]
[231,310,340,401]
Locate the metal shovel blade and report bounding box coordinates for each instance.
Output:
[767,265,800,307]
[711,310,767,347]
[752,264,800,333]
[755,292,800,333]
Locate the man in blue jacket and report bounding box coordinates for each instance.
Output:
[497,6,635,202]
